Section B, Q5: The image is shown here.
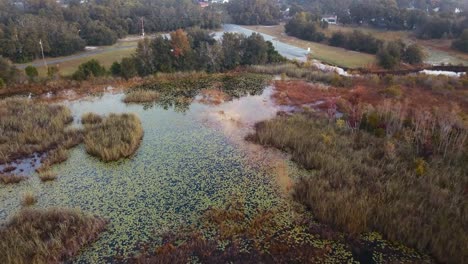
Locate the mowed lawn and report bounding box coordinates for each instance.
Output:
[243,24,376,68]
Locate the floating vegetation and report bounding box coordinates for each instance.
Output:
[82,113,143,162]
[0,208,107,264]
[123,90,159,104]
[132,198,432,263]
[248,114,467,263]
[135,72,269,111]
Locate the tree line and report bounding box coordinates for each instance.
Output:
[226,0,282,25]
[74,29,285,80]
[0,0,222,63]
[285,12,426,69]
[284,0,468,51]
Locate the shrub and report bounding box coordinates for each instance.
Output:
[25,65,38,80]
[82,113,143,161]
[0,208,107,263]
[72,59,106,80]
[379,85,403,98]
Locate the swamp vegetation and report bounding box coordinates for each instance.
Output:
[82,113,143,162]
[0,66,466,263]
[0,208,107,264]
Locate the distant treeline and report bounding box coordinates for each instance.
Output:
[0,0,222,63]
[226,0,282,25]
[285,0,468,52]
[285,12,426,69]
[75,29,285,80]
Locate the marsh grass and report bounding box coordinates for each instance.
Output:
[132,199,430,263]
[38,170,58,182]
[82,113,143,161]
[123,89,159,104]
[0,174,26,184]
[0,208,107,264]
[248,114,467,264]
[0,98,79,167]
[21,191,37,206]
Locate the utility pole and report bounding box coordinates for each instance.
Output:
[39,39,48,71]
[141,17,145,38]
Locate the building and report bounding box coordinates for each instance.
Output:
[321,15,338,25]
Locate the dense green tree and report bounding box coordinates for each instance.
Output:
[0,57,18,84]
[227,0,282,25]
[377,40,405,69]
[110,62,122,77]
[285,12,326,42]
[120,57,138,80]
[403,44,426,64]
[82,21,118,46]
[452,29,468,53]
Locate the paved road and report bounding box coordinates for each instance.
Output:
[15,24,308,69]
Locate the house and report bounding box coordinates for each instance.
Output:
[322,15,338,25]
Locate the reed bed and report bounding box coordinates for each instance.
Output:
[0,98,79,166]
[247,114,467,264]
[0,174,26,184]
[123,89,159,104]
[38,170,58,182]
[82,113,143,161]
[21,191,37,206]
[0,208,107,264]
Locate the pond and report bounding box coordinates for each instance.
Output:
[0,91,288,262]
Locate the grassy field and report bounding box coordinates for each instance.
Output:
[328,24,468,64]
[244,24,468,67]
[243,24,376,68]
[18,40,138,77]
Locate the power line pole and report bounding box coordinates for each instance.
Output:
[141,17,145,38]
[39,39,48,71]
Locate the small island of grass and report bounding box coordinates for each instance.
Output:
[82,113,143,162]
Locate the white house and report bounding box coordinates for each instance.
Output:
[322,15,338,25]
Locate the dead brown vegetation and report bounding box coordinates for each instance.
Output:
[0,208,107,264]
[82,113,143,161]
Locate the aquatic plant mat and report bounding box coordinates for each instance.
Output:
[247,114,467,263]
[0,208,107,264]
[0,98,80,169]
[132,72,269,110]
[0,92,282,262]
[130,198,432,263]
[82,113,143,161]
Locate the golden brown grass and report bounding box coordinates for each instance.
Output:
[82,113,143,161]
[0,98,78,166]
[0,208,107,264]
[38,171,58,182]
[123,89,159,103]
[247,114,467,264]
[0,174,26,184]
[21,191,37,206]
